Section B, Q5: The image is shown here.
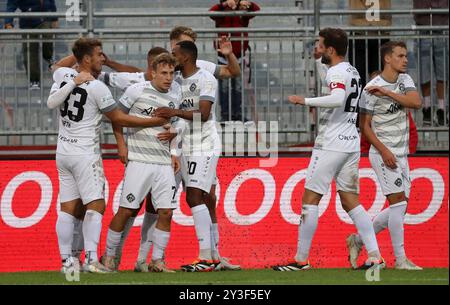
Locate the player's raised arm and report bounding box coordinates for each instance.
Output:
[216,36,241,79]
[365,85,422,110]
[103,53,143,73]
[50,55,77,73]
[288,86,346,108]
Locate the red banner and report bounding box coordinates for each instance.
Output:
[0,157,448,272]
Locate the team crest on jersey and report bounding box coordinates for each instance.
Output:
[126,193,136,203]
[398,83,405,94]
[189,83,197,92]
[169,102,175,109]
[394,178,403,187]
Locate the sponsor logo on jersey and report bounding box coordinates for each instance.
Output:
[394,178,403,187]
[126,193,136,203]
[141,106,155,116]
[182,98,194,108]
[386,103,401,114]
[338,134,358,141]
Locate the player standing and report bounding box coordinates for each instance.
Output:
[347,41,422,270]
[101,53,181,273]
[154,41,220,272]
[272,28,384,271]
[49,37,168,273]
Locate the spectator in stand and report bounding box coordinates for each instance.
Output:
[348,0,391,85]
[4,0,58,90]
[413,0,449,126]
[209,0,260,122]
[360,71,418,154]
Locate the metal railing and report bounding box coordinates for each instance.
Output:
[0,2,448,151]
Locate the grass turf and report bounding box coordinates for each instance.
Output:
[0,268,448,285]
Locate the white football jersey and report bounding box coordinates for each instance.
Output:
[51,67,117,155]
[98,71,146,91]
[314,62,361,153]
[119,81,182,165]
[360,73,416,157]
[196,60,220,78]
[175,68,220,155]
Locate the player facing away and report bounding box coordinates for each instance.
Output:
[272,28,384,271]
[49,38,170,273]
[101,53,182,273]
[154,41,221,272]
[347,41,422,270]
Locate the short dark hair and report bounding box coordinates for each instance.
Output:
[72,37,102,62]
[319,28,348,57]
[380,41,407,65]
[147,47,169,60]
[152,53,177,71]
[176,41,198,62]
[169,26,197,41]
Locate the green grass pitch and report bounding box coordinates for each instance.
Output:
[0,268,448,285]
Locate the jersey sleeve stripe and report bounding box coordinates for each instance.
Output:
[100,103,118,113]
[200,95,216,103]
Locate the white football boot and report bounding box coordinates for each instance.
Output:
[395,257,423,270]
[346,233,363,269]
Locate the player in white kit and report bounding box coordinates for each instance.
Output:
[154,41,221,272]
[101,53,181,273]
[347,41,423,270]
[49,38,169,273]
[272,28,384,271]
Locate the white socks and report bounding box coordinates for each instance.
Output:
[191,204,212,260]
[72,218,84,259]
[211,223,220,260]
[348,205,380,258]
[116,216,135,258]
[56,211,75,260]
[152,228,170,261]
[424,96,431,108]
[295,204,318,263]
[83,210,103,263]
[106,228,122,257]
[355,202,408,260]
[137,212,158,262]
[388,201,407,259]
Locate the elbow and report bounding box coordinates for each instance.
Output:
[46,98,56,109]
[413,98,422,110]
[201,114,209,122]
[231,68,241,77]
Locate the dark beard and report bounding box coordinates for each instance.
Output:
[321,55,331,65]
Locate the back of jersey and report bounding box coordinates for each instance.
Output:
[51,67,117,155]
[314,62,361,153]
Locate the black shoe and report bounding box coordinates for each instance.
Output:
[272,261,311,271]
[422,107,431,125]
[436,109,445,126]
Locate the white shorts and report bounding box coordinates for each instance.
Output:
[56,153,105,204]
[120,161,177,211]
[369,153,411,198]
[181,154,219,193]
[305,149,360,195]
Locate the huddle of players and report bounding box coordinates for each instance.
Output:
[50,26,241,273]
[49,25,422,274]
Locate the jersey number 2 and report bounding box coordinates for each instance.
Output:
[344,78,362,113]
[59,82,88,122]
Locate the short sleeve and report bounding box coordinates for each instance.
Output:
[359,91,375,115]
[402,74,417,92]
[91,81,117,113]
[119,83,142,112]
[197,60,218,76]
[199,73,217,103]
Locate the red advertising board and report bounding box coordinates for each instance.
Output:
[0,157,448,272]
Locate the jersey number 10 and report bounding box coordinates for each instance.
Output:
[59,82,88,122]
